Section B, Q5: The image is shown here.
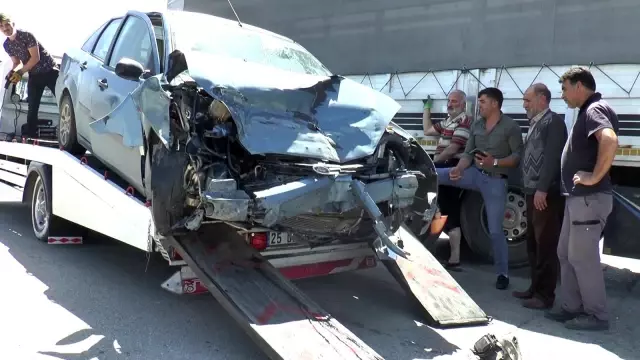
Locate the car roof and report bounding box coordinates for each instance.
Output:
[150,9,298,45]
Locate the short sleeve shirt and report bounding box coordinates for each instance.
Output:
[432,112,472,157]
[3,29,56,74]
[560,92,619,196]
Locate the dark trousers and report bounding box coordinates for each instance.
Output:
[525,191,565,305]
[26,69,59,138]
[434,158,463,233]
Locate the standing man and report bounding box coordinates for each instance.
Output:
[512,83,567,309]
[422,90,472,270]
[545,67,618,331]
[436,87,524,289]
[1,13,58,138]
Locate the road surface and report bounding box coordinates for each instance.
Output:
[0,182,638,360]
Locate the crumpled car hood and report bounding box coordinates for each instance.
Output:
[184,51,402,163]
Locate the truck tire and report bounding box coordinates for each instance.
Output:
[149,141,188,236]
[460,187,529,268]
[28,166,63,242]
[58,94,87,156]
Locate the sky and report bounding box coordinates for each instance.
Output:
[1,0,168,60]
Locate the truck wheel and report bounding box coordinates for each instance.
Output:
[58,94,86,156]
[30,172,58,242]
[460,187,529,268]
[149,141,188,236]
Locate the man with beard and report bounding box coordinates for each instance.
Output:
[435,87,524,290]
[1,13,58,138]
[512,83,567,309]
[422,90,472,270]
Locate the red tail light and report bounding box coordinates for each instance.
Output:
[250,232,268,251]
[171,248,183,260]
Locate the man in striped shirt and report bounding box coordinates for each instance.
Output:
[422,90,472,270]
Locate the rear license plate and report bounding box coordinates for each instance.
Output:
[268,232,295,246]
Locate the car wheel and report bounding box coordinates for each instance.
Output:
[58,94,86,156]
[149,140,189,236]
[460,187,529,268]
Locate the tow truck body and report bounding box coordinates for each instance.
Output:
[0,18,490,360]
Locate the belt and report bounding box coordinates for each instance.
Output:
[478,168,507,179]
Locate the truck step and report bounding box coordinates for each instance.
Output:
[163,224,383,360]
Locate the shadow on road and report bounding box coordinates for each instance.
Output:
[448,254,640,360]
[0,201,463,360]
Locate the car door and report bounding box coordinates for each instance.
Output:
[89,13,160,195]
[74,18,123,146]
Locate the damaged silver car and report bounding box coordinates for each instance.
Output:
[55,10,438,254]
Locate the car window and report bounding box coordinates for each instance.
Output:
[81,20,108,53]
[108,16,153,70]
[92,18,123,60]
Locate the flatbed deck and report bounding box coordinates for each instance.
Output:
[0,138,491,359]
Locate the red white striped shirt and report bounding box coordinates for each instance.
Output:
[433,112,472,157]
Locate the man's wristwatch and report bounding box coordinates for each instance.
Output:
[493,159,498,167]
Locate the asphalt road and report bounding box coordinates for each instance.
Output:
[0,182,639,360]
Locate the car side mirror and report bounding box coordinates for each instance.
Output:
[166,50,188,83]
[115,58,145,81]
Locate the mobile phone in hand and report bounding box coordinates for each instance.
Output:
[470,148,487,157]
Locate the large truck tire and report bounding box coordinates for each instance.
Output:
[460,186,529,268]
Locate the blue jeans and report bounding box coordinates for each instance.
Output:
[436,166,509,277]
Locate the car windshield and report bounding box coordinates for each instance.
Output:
[166,11,332,77]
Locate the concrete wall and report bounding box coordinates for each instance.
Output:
[175,0,640,76]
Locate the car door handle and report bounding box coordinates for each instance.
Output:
[79,61,87,71]
[97,78,108,89]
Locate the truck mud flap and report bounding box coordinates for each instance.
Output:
[378,224,490,328]
[163,224,383,360]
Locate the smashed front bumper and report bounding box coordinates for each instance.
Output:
[202,173,420,225]
[201,172,421,257]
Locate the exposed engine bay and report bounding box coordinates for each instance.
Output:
[148,78,437,254]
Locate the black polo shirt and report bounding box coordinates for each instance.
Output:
[3,29,56,75]
[560,92,619,196]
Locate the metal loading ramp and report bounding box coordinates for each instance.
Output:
[381,224,490,327]
[162,223,383,360]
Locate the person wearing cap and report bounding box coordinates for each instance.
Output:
[1,13,58,138]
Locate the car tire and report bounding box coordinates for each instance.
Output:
[459,187,529,268]
[29,167,68,242]
[149,140,188,236]
[58,94,86,156]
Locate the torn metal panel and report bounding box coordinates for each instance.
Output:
[90,75,172,147]
[183,51,402,163]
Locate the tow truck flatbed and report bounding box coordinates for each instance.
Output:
[164,226,382,359]
[0,138,490,359]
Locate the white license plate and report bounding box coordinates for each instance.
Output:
[268,232,295,246]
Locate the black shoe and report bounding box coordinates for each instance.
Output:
[496,275,509,290]
[544,306,581,323]
[445,262,462,272]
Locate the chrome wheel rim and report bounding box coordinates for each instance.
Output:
[32,177,49,234]
[480,190,527,244]
[59,102,71,146]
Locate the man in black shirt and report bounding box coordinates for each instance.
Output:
[544,67,619,331]
[1,13,58,138]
